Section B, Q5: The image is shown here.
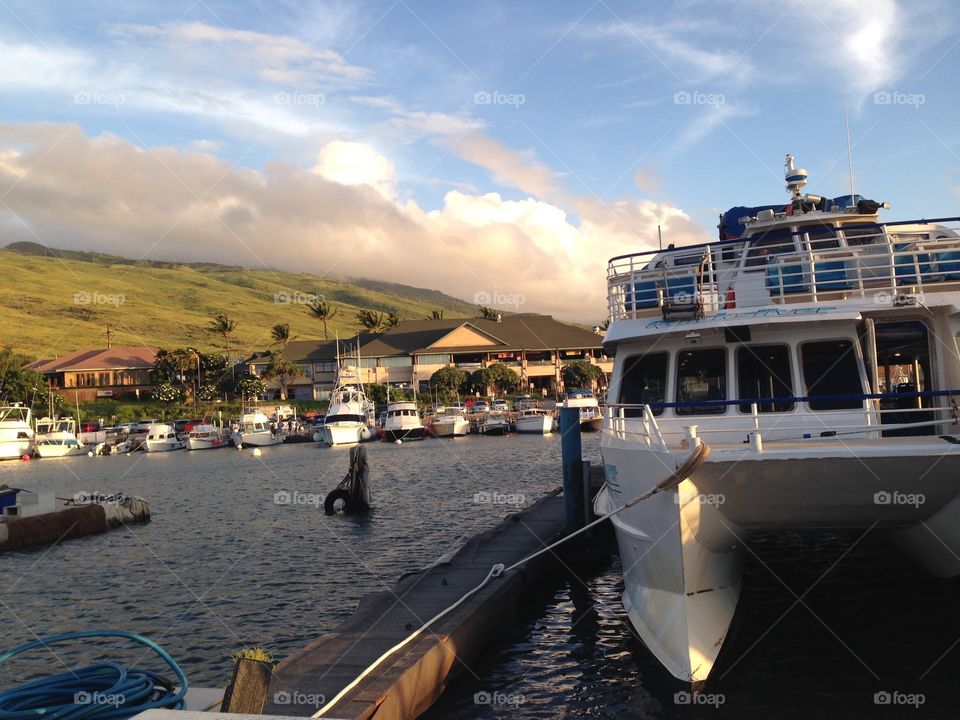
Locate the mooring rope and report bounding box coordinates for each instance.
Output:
[313,441,711,717]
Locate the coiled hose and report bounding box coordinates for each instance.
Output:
[0,630,188,720]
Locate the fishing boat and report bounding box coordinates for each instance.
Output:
[596,153,960,686]
[514,407,554,434]
[144,422,186,452]
[480,410,511,436]
[233,409,284,447]
[431,408,470,437]
[95,427,134,455]
[186,424,231,450]
[0,405,34,459]
[381,401,426,442]
[316,362,375,446]
[559,389,603,431]
[34,417,87,458]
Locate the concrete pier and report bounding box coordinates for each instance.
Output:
[263,468,604,719]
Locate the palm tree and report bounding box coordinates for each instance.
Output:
[208,314,238,356]
[265,356,304,401]
[478,306,497,319]
[385,311,400,328]
[307,301,338,339]
[428,309,444,320]
[356,309,384,332]
[169,348,199,393]
[270,323,293,358]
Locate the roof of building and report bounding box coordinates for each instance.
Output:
[27,346,159,373]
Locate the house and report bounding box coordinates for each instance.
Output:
[27,346,159,402]
[247,315,611,399]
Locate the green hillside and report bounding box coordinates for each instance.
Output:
[3,243,476,361]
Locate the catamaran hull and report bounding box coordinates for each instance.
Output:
[600,435,960,684]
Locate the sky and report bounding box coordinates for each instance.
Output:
[1,0,958,322]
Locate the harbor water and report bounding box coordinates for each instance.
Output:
[2,436,959,718]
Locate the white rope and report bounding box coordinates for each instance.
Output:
[313,442,711,716]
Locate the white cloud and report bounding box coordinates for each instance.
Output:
[0,124,710,323]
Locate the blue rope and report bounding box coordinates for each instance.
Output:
[0,631,188,720]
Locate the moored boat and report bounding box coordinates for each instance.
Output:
[431,408,470,437]
[35,417,87,458]
[0,404,34,459]
[480,411,510,436]
[144,423,185,452]
[559,389,603,431]
[186,424,231,450]
[233,409,284,447]
[514,408,554,434]
[381,401,426,442]
[597,153,960,686]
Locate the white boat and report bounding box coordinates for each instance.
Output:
[233,410,284,447]
[514,408,554,434]
[0,404,34,459]
[144,423,185,452]
[34,417,87,458]
[186,424,231,450]
[94,427,133,455]
[559,389,603,431]
[480,411,510,436]
[597,153,960,686]
[316,364,375,446]
[381,401,426,442]
[431,408,470,437]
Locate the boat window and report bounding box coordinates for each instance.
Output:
[745,232,797,268]
[675,349,726,415]
[800,340,863,410]
[803,223,840,251]
[841,223,883,247]
[737,345,794,412]
[618,353,668,417]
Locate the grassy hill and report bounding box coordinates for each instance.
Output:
[2,242,477,360]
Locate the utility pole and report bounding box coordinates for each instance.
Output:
[104,325,113,349]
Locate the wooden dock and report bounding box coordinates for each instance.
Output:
[264,486,586,719]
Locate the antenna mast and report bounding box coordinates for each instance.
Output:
[844,94,856,198]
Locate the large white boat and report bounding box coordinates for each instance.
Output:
[381,401,426,442]
[186,424,231,450]
[233,409,284,447]
[0,404,33,459]
[431,408,470,437]
[144,422,185,452]
[34,417,87,458]
[596,154,960,687]
[559,389,603,431]
[514,408,554,434]
[316,366,375,446]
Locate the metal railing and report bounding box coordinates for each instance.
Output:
[607,219,960,321]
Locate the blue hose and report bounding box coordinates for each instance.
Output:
[0,630,188,720]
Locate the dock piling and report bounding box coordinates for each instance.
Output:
[559,407,583,531]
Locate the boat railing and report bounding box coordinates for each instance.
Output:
[604,389,959,444]
[607,220,960,321]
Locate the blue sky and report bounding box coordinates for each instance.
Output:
[1,0,958,319]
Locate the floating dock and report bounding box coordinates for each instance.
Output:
[263,466,604,719]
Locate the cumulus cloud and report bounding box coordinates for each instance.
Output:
[0,123,710,322]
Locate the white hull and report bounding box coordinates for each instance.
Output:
[36,442,87,458]
[514,414,553,434]
[0,440,33,459]
[599,433,960,684]
[235,432,283,447]
[145,439,185,452]
[187,436,230,450]
[318,423,372,446]
[432,418,470,437]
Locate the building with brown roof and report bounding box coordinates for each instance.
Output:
[27,346,158,402]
